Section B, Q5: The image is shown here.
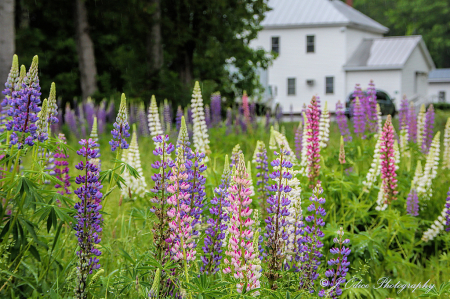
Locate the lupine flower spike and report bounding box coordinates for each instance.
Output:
[408,103,417,143]
[417,104,426,148]
[306,96,321,187]
[54,133,71,196]
[253,141,269,217]
[417,132,440,200]
[366,80,378,133]
[89,117,101,171]
[422,104,435,154]
[191,81,211,158]
[443,118,450,169]
[36,98,49,142]
[339,136,346,164]
[363,135,382,191]
[318,101,330,148]
[352,97,365,138]
[109,93,130,152]
[1,55,20,132]
[73,138,103,299]
[294,121,303,160]
[211,92,222,126]
[148,95,163,144]
[422,187,450,242]
[335,101,351,142]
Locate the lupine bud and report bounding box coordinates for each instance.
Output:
[191,81,211,159]
[339,136,346,164]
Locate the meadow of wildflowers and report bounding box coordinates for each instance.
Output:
[1,55,450,299]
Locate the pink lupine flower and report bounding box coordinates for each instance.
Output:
[306,96,321,188]
[379,115,398,204]
[223,154,261,295]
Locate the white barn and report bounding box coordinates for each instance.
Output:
[428,69,450,103]
[251,0,435,112]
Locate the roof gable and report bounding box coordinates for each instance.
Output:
[429,69,450,82]
[261,0,388,34]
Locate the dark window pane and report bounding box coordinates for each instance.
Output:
[325,77,334,94]
[439,91,446,102]
[272,37,279,53]
[288,78,296,95]
[307,35,315,53]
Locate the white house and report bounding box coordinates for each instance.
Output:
[428,69,450,103]
[251,0,435,112]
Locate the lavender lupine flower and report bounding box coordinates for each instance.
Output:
[253,141,269,218]
[84,97,95,129]
[1,55,20,129]
[422,104,435,154]
[408,103,417,143]
[366,80,378,133]
[164,99,171,133]
[406,188,419,217]
[105,98,115,123]
[96,100,107,135]
[54,133,71,196]
[298,185,327,293]
[6,56,41,147]
[225,107,232,135]
[223,154,261,295]
[294,121,303,160]
[306,96,321,188]
[65,103,80,138]
[352,84,364,108]
[352,97,365,137]
[319,227,351,298]
[187,150,207,231]
[77,102,87,138]
[73,138,103,299]
[201,156,231,274]
[335,101,351,142]
[230,144,243,169]
[264,145,293,289]
[376,116,398,211]
[109,94,130,152]
[176,106,183,131]
[149,134,175,261]
[137,103,149,137]
[211,92,222,126]
[205,104,211,128]
[399,95,409,131]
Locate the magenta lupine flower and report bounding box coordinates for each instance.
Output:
[294,122,303,160]
[6,56,41,147]
[422,104,435,154]
[399,96,409,131]
[408,103,417,143]
[335,101,352,142]
[306,96,321,188]
[298,185,327,293]
[366,80,378,132]
[54,133,71,196]
[265,146,293,288]
[406,188,419,217]
[201,157,231,274]
[109,94,130,152]
[319,227,351,298]
[223,155,261,295]
[379,116,398,204]
[352,97,366,137]
[211,92,222,126]
[242,91,251,128]
[73,138,103,298]
[445,188,450,232]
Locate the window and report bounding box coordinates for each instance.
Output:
[271,37,279,54]
[439,91,446,102]
[306,35,315,53]
[325,77,334,94]
[287,78,296,95]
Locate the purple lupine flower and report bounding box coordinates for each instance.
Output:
[225,107,232,135]
[265,109,271,129]
[352,97,365,137]
[73,138,103,298]
[176,106,183,131]
[105,98,115,123]
[238,105,247,133]
[83,98,95,129]
[164,99,171,133]
[366,80,378,133]
[406,188,419,217]
[294,122,303,160]
[50,107,62,135]
[445,188,450,232]
[408,103,417,143]
[335,101,351,142]
[150,134,176,260]
[298,185,327,293]
[422,104,435,154]
[210,92,221,126]
[109,94,130,152]
[230,144,243,169]
[1,55,20,132]
[201,156,231,274]
[204,104,211,128]
[319,227,351,298]
[265,145,294,288]
[275,104,283,123]
[138,103,149,137]
[6,56,41,147]
[65,103,79,139]
[188,150,207,231]
[254,141,269,217]
[77,102,87,138]
[399,96,409,131]
[96,100,107,135]
[250,102,256,126]
[54,133,71,196]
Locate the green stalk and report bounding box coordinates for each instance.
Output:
[104,148,122,205]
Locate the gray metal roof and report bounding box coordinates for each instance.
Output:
[344,36,433,70]
[261,0,388,34]
[429,69,450,82]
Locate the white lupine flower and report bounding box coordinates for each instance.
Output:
[299,112,309,177]
[443,118,450,169]
[399,128,409,157]
[271,128,297,165]
[411,161,423,189]
[247,160,255,196]
[422,207,448,242]
[375,103,382,137]
[283,175,302,263]
[269,127,277,150]
[147,95,163,141]
[252,140,263,163]
[121,131,148,199]
[191,81,211,160]
[318,101,330,148]
[363,136,382,191]
[394,139,400,170]
[90,117,101,170]
[375,182,388,211]
[417,132,440,200]
[416,104,426,147]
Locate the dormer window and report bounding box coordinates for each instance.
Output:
[307,35,315,53]
[272,37,280,54]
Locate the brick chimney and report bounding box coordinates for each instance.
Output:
[346,0,353,6]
